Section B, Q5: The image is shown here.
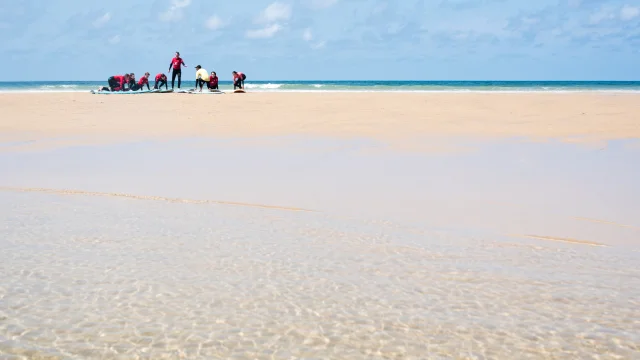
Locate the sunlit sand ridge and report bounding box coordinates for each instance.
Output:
[0,186,316,212]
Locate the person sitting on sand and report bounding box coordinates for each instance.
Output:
[131,72,151,91]
[232,71,246,90]
[99,74,130,92]
[208,71,219,91]
[194,65,210,92]
[154,73,168,90]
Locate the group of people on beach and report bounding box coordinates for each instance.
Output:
[100,52,246,93]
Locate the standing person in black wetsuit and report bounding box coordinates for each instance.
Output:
[169,51,186,89]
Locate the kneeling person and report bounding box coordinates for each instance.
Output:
[101,74,129,92]
[194,65,210,92]
[131,72,151,91]
[208,71,219,91]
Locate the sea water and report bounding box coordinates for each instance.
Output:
[0,137,639,359]
[2,80,640,93]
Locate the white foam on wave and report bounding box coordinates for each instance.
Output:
[39,85,79,89]
[1,83,640,94]
[244,83,283,89]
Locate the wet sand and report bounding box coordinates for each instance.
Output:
[1,93,640,359]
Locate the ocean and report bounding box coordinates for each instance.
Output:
[1,80,640,93]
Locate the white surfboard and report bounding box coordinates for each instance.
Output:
[90,89,159,95]
[188,90,225,95]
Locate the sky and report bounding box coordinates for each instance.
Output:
[0,0,639,81]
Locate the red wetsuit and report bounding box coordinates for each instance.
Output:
[170,57,185,70]
[209,76,218,89]
[112,75,126,91]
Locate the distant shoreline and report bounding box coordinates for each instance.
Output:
[2,80,640,94]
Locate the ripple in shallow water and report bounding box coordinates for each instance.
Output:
[0,191,639,359]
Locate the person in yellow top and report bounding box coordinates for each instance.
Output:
[194,65,210,92]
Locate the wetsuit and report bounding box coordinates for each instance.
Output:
[108,75,127,91]
[169,57,185,89]
[154,74,167,90]
[132,76,150,91]
[127,77,137,91]
[208,76,219,90]
[233,72,246,89]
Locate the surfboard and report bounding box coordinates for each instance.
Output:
[233,89,246,93]
[187,90,225,95]
[90,89,159,95]
[158,89,174,93]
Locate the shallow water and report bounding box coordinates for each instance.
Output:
[1,137,639,359]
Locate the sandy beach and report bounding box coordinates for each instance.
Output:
[1,92,640,359]
[1,92,640,152]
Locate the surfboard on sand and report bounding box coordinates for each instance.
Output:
[191,90,225,95]
[233,89,246,93]
[180,89,225,94]
[158,89,174,93]
[90,89,159,95]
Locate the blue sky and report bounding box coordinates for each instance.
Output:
[0,0,639,81]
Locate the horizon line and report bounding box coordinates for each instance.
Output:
[1,79,640,83]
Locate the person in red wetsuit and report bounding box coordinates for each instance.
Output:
[103,74,130,92]
[208,71,219,91]
[168,51,186,89]
[232,71,246,90]
[127,73,136,90]
[131,72,151,91]
[154,73,168,90]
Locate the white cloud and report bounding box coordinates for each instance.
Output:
[387,22,406,35]
[311,41,326,49]
[522,17,539,25]
[108,35,120,44]
[568,0,581,8]
[159,0,192,22]
[93,13,111,28]
[303,28,313,41]
[620,5,639,21]
[257,2,291,24]
[308,0,338,9]
[589,8,615,24]
[205,15,227,30]
[302,28,324,48]
[246,24,282,39]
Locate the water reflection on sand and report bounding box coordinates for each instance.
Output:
[0,137,639,359]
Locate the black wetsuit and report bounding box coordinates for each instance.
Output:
[154,79,167,90]
[171,68,182,89]
[196,78,208,90]
[107,76,119,91]
[233,73,246,90]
